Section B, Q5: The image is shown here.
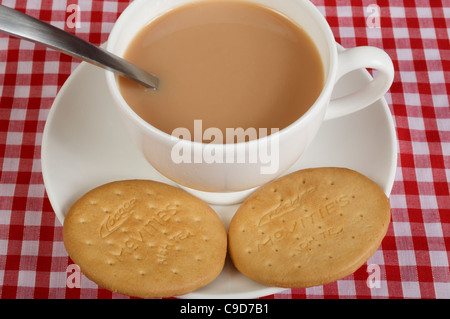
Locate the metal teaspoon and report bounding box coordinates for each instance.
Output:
[0,4,159,90]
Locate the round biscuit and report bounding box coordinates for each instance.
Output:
[228,167,391,288]
[63,179,227,298]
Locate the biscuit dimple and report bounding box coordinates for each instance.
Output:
[227,167,391,289]
[63,179,227,298]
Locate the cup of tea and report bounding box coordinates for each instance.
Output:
[105,0,394,203]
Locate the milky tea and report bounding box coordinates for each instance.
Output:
[118,0,324,143]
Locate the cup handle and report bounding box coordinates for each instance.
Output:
[324,46,394,121]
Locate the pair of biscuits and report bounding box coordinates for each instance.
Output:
[63,179,227,298]
[63,167,391,297]
[228,167,391,288]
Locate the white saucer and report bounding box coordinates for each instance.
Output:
[41,45,397,299]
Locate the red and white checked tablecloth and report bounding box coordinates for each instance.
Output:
[0,0,449,299]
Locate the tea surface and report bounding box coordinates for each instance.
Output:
[119,0,324,142]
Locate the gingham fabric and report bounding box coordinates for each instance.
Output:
[1,0,449,299]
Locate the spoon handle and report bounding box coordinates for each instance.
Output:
[0,4,159,89]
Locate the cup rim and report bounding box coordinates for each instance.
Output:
[105,0,338,149]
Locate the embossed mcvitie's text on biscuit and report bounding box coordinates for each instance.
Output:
[255,188,353,253]
[100,199,137,238]
[99,200,194,263]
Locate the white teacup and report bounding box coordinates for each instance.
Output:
[105,0,394,204]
